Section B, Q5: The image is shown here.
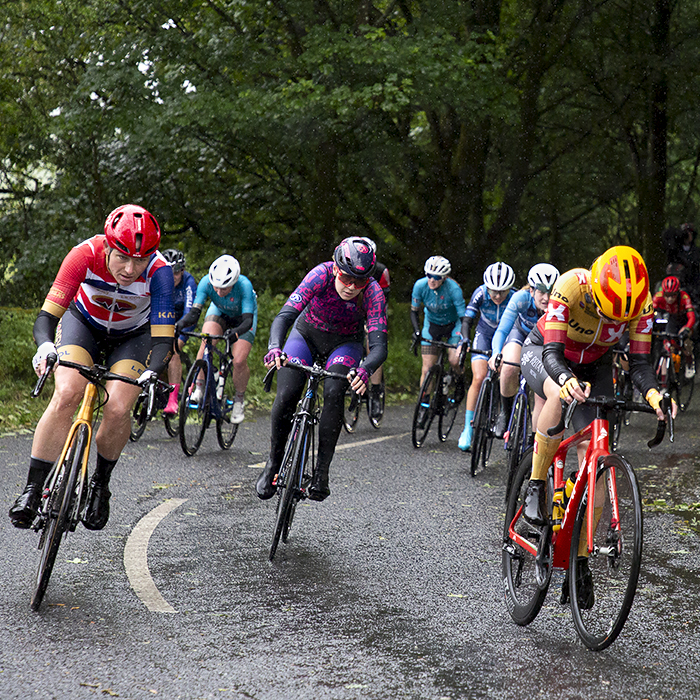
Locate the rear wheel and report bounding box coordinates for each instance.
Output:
[412,366,439,448]
[438,372,461,441]
[31,426,87,611]
[343,389,361,433]
[216,361,239,450]
[179,360,210,456]
[502,448,549,625]
[569,454,642,651]
[129,391,148,442]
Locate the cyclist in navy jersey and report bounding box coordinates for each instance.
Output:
[162,249,198,415]
[410,256,467,388]
[175,254,257,424]
[256,237,388,502]
[458,262,516,452]
[488,263,559,437]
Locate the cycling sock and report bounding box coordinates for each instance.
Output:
[27,457,53,486]
[531,430,562,481]
[93,454,118,486]
[235,391,245,402]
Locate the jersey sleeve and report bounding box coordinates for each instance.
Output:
[627,294,654,354]
[449,281,466,318]
[238,277,257,315]
[465,286,484,320]
[491,290,524,355]
[41,244,91,318]
[410,279,423,310]
[194,275,212,307]
[149,264,176,338]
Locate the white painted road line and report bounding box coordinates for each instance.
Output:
[246,431,411,468]
[124,498,187,613]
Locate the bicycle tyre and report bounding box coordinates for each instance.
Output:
[502,448,549,625]
[129,391,148,442]
[412,366,439,448]
[438,372,460,441]
[471,376,494,477]
[216,361,239,450]
[179,359,210,456]
[368,379,385,430]
[270,421,308,561]
[31,425,87,611]
[343,388,361,433]
[569,454,642,651]
[676,360,694,411]
[164,352,191,437]
[504,393,527,503]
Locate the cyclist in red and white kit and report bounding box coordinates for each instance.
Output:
[9,204,175,531]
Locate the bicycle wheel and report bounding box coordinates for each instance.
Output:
[343,388,361,433]
[31,425,87,611]
[412,366,439,448]
[471,377,497,477]
[179,360,210,456]
[676,359,694,411]
[367,379,385,429]
[129,391,148,442]
[438,372,460,442]
[502,448,549,625]
[216,361,239,450]
[164,353,191,437]
[569,454,642,651]
[504,393,528,502]
[270,421,308,561]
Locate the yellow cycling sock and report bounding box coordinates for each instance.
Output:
[531,430,562,481]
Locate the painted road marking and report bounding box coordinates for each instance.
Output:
[246,432,411,468]
[124,498,187,613]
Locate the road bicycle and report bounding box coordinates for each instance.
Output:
[503,368,532,502]
[130,350,191,441]
[178,332,238,456]
[502,392,673,650]
[470,350,500,477]
[653,316,694,412]
[263,361,352,561]
[610,347,634,451]
[343,375,385,432]
[411,337,465,448]
[29,356,170,611]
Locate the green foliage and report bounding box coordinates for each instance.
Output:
[0,309,38,383]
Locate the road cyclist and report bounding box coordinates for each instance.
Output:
[256,236,388,503]
[175,254,257,425]
[517,245,677,605]
[367,251,391,422]
[9,204,175,532]
[458,262,516,451]
[162,248,198,416]
[409,255,467,410]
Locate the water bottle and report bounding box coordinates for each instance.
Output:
[442,374,451,395]
[216,372,225,401]
[552,487,565,532]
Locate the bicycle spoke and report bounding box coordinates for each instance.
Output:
[412,367,438,448]
[216,361,239,450]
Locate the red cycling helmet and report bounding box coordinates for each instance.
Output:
[104,204,161,258]
[661,276,680,294]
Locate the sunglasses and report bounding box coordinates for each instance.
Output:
[337,271,371,289]
[534,284,552,293]
[426,274,445,281]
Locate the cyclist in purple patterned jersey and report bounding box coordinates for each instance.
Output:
[256,237,388,502]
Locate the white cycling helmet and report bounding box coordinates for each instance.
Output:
[527,263,559,292]
[483,262,515,291]
[209,255,240,288]
[424,255,451,278]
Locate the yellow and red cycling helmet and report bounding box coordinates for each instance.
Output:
[590,245,649,321]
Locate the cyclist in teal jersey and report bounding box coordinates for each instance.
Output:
[458,262,516,451]
[175,255,257,424]
[410,256,468,387]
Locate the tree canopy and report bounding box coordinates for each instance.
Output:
[2,0,700,304]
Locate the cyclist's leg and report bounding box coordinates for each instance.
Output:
[85,333,149,530]
[310,341,365,501]
[10,311,92,527]
[256,329,311,499]
[495,332,525,437]
[230,333,254,424]
[164,336,186,415]
[459,324,490,450]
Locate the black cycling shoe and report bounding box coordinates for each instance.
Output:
[560,557,595,609]
[523,479,548,527]
[9,483,42,529]
[493,410,509,439]
[308,469,330,502]
[255,460,277,500]
[83,480,111,531]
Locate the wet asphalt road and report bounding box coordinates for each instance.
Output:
[1,398,700,700]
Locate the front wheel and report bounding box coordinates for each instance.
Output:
[343,389,361,434]
[569,454,643,651]
[502,448,549,625]
[471,376,498,477]
[367,380,385,430]
[676,358,694,411]
[179,360,210,456]
[412,366,439,448]
[216,361,239,450]
[129,391,148,442]
[31,425,87,611]
[504,393,528,502]
[438,372,461,442]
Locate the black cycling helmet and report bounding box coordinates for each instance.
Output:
[333,236,376,278]
[163,248,186,273]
